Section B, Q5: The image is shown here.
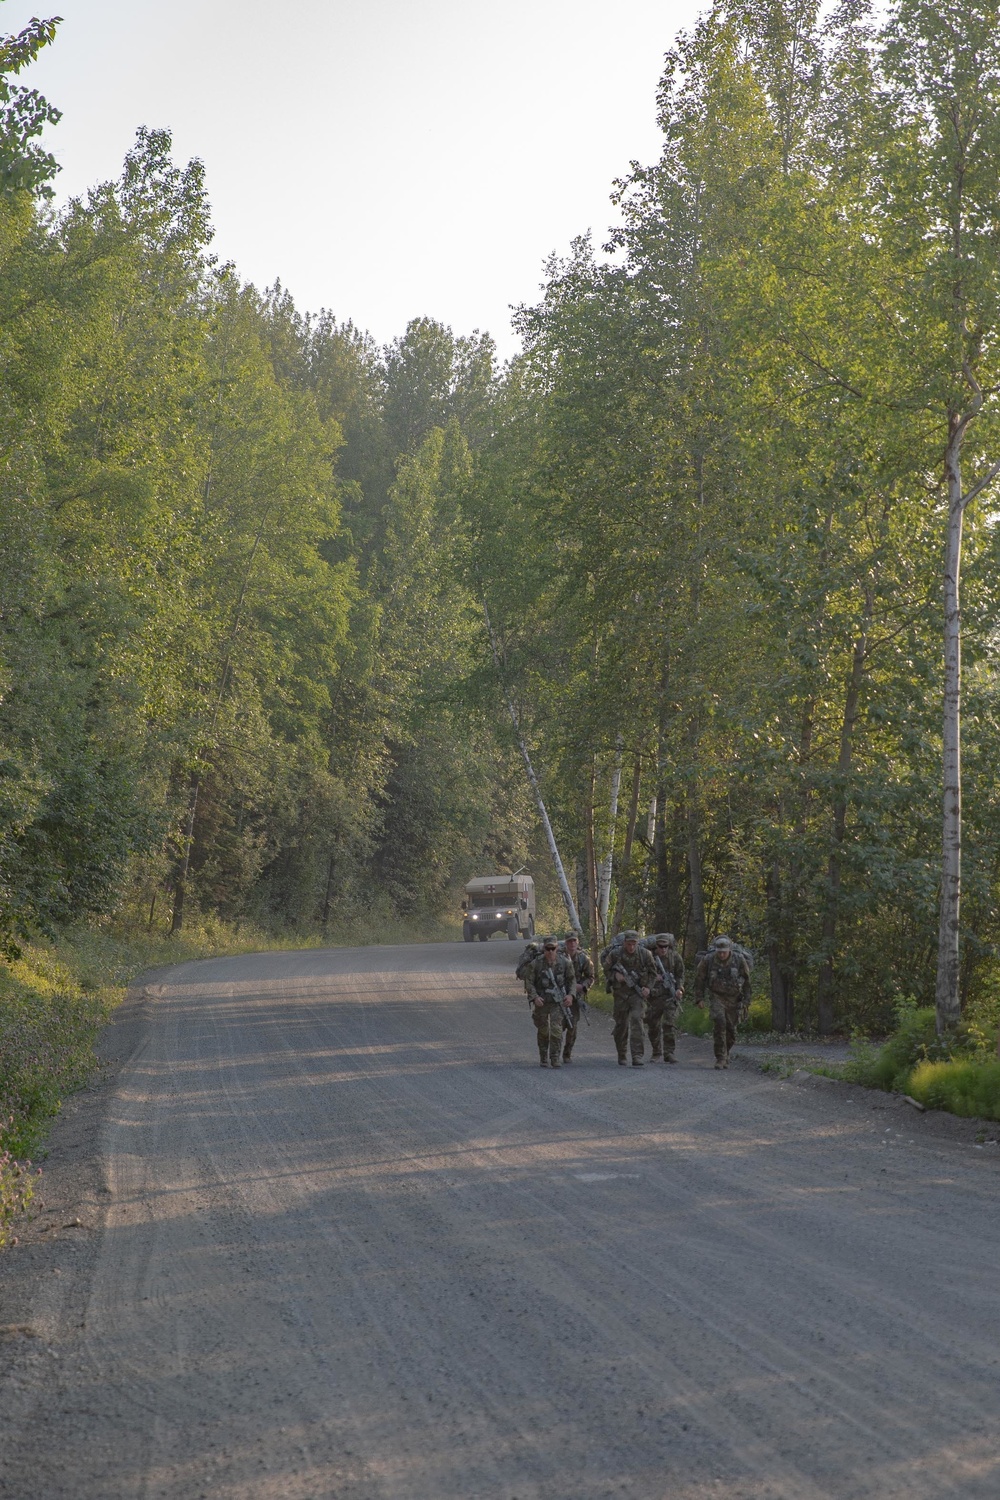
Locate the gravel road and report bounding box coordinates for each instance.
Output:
[1,940,998,1499]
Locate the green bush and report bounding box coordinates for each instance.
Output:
[907,1058,1000,1119]
[743,997,772,1034]
[843,1001,947,1091]
[679,1001,713,1037]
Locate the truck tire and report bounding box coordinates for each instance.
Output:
[463,922,473,942]
[528,915,535,937]
[507,917,518,940]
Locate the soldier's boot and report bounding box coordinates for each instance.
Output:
[713,1018,728,1069]
[618,1055,628,1066]
[539,1056,549,1067]
[632,1057,644,1066]
[664,1052,677,1063]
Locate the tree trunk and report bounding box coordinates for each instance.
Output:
[611,756,643,935]
[817,591,871,1033]
[765,860,792,1031]
[584,761,600,971]
[516,730,581,933]
[170,772,201,935]
[653,783,671,933]
[481,600,581,932]
[598,741,623,938]
[321,855,335,929]
[935,424,965,1033]
[687,801,707,957]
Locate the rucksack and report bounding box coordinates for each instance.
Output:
[696,938,754,976]
[515,941,544,982]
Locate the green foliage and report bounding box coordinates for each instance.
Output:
[906,1058,1000,1119]
[841,1005,944,1090]
[0,943,115,1162]
[0,9,61,198]
[5,0,1000,1081]
[679,1002,713,1037]
[0,1144,33,1248]
[0,32,522,950]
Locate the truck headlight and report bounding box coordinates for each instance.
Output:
[471,914,478,920]
[495,911,503,918]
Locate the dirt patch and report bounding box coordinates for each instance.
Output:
[729,1048,1000,1148]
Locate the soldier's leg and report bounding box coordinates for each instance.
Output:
[709,996,727,1065]
[612,996,629,1062]
[532,1006,549,1064]
[646,999,663,1057]
[562,1002,579,1060]
[546,1004,563,1066]
[725,1005,738,1059]
[628,994,645,1062]
[662,1005,678,1061]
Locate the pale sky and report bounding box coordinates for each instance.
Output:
[5,0,702,355]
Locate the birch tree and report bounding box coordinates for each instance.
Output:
[881,0,1000,1030]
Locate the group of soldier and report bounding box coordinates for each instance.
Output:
[519,930,752,1070]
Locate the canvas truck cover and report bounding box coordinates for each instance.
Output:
[464,876,533,897]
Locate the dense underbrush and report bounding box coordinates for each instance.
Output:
[825,1001,1000,1120]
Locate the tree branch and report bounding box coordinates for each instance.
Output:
[960,458,1000,512]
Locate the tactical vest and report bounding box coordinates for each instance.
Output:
[707,954,744,996]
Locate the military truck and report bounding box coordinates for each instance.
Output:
[461,874,535,942]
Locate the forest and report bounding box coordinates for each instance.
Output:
[2,0,1000,1039]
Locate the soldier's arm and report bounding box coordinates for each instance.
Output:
[693,959,707,1003]
[674,954,686,988]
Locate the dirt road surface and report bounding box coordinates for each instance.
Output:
[1,941,998,1499]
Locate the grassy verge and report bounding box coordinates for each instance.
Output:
[800,1002,1000,1120]
[0,910,462,1247]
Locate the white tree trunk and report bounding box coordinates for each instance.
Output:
[597,741,623,938]
[481,601,581,933]
[514,730,582,933]
[935,429,964,1032]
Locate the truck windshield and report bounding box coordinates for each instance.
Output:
[470,893,517,908]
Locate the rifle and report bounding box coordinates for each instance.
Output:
[650,954,676,998]
[538,971,576,1030]
[613,963,650,999]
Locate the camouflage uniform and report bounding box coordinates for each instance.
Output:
[646,936,685,1062]
[516,940,544,997]
[605,940,657,1065]
[562,947,595,1062]
[528,952,574,1067]
[694,943,751,1067]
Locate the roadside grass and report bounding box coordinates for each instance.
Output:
[0,908,464,1247]
[789,1000,1000,1122]
[0,944,114,1247]
[906,1058,1000,1118]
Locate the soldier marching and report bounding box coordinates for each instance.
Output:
[513,926,752,1072]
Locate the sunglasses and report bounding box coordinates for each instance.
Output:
[543,945,557,952]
